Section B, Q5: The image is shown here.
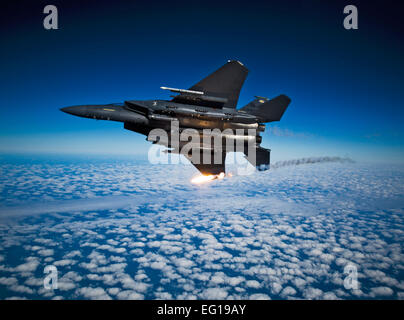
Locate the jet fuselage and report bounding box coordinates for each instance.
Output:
[61,61,291,175]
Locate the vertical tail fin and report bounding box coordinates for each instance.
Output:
[187,60,249,108]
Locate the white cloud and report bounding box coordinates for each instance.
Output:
[0,162,403,301]
[38,249,54,257]
[54,259,76,267]
[116,290,144,300]
[0,277,18,286]
[249,293,271,300]
[76,287,112,300]
[64,250,82,258]
[15,258,39,273]
[304,288,323,300]
[150,261,167,270]
[201,288,228,300]
[9,284,34,294]
[246,280,261,289]
[172,258,194,269]
[280,286,297,297]
[369,286,394,297]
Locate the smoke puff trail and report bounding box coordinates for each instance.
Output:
[271,156,354,169]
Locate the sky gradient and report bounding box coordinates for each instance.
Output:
[0,0,403,163]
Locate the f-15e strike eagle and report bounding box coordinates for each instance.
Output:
[61,61,291,177]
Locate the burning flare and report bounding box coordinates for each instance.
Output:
[191,172,226,184]
[191,174,216,184]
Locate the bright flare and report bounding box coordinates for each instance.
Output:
[191,172,227,184]
[191,174,216,184]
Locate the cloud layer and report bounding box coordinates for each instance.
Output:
[0,159,403,300]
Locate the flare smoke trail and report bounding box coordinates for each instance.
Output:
[271,156,354,169]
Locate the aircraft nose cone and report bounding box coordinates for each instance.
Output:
[60,106,86,116]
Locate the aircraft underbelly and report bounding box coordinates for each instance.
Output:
[178,117,258,131]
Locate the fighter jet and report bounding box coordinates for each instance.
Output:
[61,61,291,176]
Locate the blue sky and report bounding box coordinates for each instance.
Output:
[0,0,403,163]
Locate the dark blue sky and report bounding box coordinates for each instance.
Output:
[0,0,403,162]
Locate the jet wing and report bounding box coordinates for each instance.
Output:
[172,60,248,108]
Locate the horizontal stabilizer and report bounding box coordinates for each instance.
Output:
[240,95,291,122]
